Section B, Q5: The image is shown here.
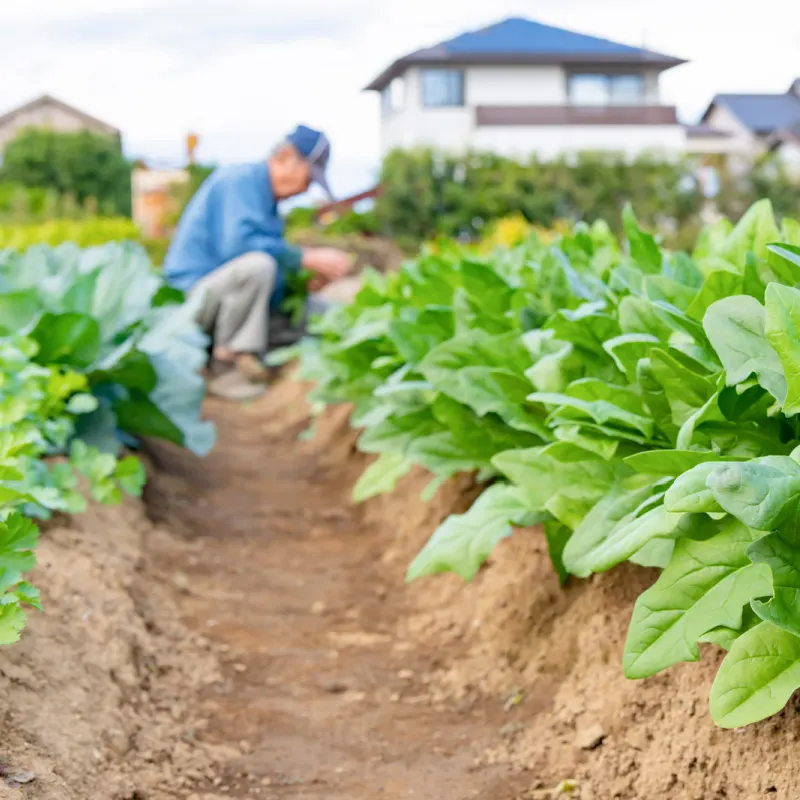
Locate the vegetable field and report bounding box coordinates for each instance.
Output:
[2,203,800,799]
[288,199,800,732]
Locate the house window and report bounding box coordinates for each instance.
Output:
[568,74,645,106]
[381,78,405,117]
[421,69,464,108]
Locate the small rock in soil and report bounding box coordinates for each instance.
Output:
[172,572,191,593]
[233,663,248,673]
[398,669,414,680]
[4,772,37,787]
[575,723,606,751]
[311,601,327,615]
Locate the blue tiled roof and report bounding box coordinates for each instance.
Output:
[442,17,666,58]
[711,93,800,135]
[365,17,685,91]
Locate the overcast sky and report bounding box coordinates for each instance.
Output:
[0,0,797,198]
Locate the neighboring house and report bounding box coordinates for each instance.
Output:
[0,94,121,152]
[365,17,687,159]
[687,80,800,173]
[767,121,800,175]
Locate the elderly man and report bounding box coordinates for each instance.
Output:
[164,125,351,400]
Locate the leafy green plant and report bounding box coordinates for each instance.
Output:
[0,236,217,646]
[0,333,149,643]
[286,198,800,728]
[0,240,215,456]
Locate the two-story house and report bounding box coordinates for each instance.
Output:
[365,17,687,159]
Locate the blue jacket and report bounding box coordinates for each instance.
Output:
[163,162,303,310]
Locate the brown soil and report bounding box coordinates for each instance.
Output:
[2,374,800,800]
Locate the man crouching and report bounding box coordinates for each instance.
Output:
[163,125,351,400]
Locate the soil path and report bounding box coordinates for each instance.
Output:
[142,387,530,800]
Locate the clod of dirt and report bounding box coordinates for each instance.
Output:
[575,723,606,751]
[317,678,349,694]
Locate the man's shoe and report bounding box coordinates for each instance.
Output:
[207,368,267,401]
[235,353,269,383]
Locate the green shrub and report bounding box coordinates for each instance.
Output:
[1,129,132,217]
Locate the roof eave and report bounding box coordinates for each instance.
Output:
[364,52,687,92]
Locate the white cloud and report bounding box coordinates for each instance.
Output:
[0,0,796,196]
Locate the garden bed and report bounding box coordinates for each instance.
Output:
[4,373,797,799]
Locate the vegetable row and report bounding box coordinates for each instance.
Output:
[288,200,800,729]
[0,240,214,644]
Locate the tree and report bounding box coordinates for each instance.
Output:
[1,128,132,216]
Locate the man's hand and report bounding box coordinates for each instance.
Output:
[308,275,328,293]
[302,247,352,282]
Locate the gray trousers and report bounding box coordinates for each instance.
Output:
[192,252,276,354]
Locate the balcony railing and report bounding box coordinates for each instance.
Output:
[475,105,679,126]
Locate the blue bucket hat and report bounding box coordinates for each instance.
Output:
[286,124,333,200]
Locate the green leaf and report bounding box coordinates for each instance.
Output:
[115,456,146,497]
[703,296,786,404]
[622,204,662,273]
[649,348,717,427]
[718,199,781,267]
[388,307,454,366]
[0,602,27,645]
[0,290,43,333]
[420,330,548,437]
[492,447,626,514]
[602,333,658,382]
[353,452,414,503]
[566,502,691,577]
[626,449,729,478]
[65,393,99,415]
[530,379,654,438]
[706,459,800,531]
[628,537,675,569]
[624,519,771,679]
[764,283,800,415]
[710,622,800,728]
[543,520,571,584]
[30,312,102,368]
[747,531,800,638]
[664,462,726,514]
[406,483,543,581]
[114,394,185,447]
[0,513,38,586]
[686,271,743,323]
[562,484,664,578]
[767,243,800,270]
[90,348,158,394]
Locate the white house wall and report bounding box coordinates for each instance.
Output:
[471,125,686,160]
